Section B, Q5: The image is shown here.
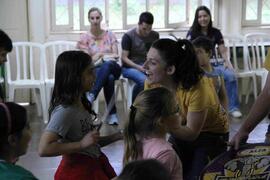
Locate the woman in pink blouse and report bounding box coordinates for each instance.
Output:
[77,7,121,125]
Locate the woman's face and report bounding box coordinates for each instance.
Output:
[16,123,32,156]
[88,10,102,27]
[198,10,210,28]
[81,64,96,92]
[143,47,170,85]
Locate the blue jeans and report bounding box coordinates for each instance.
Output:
[91,61,121,115]
[213,64,240,112]
[122,65,146,102]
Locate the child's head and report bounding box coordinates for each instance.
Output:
[118,159,171,180]
[0,29,13,65]
[0,102,31,160]
[50,51,95,112]
[123,87,178,164]
[192,36,213,68]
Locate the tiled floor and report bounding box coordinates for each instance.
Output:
[17,97,269,180]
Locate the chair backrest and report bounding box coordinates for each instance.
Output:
[244,33,270,70]
[223,34,250,72]
[43,41,77,81]
[6,42,44,83]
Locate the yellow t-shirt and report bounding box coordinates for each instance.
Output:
[264,48,270,71]
[145,77,229,133]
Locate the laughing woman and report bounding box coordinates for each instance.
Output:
[143,38,229,180]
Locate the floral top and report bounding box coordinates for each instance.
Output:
[77,30,118,56]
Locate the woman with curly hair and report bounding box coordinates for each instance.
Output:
[143,38,229,180]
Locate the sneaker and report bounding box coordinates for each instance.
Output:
[107,114,118,125]
[230,110,242,118]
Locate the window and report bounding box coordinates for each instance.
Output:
[50,0,217,32]
[243,0,270,26]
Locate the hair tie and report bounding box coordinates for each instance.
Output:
[0,103,12,134]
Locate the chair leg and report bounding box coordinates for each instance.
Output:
[245,78,252,104]
[92,95,99,114]
[115,80,127,115]
[252,75,257,100]
[8,86,15,101]
[39,86,48,123]
[45,86,52,114]
[120,81,127,115]
[126,80,136,109]
[261,72,268,91]
[33,89,42,117]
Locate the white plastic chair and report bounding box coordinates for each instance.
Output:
[244,33,270,91]
[43,41,77,111]
[224,34,257,103]
[6,42,48,122]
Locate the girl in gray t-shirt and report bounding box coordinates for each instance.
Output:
[39,51,122,180]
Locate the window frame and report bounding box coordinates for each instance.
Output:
[50,0,218,32]
[242,0,270,27]
[51,0,74,31]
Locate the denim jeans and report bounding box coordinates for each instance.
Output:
[122,65,146,102]
[90,61,121,115]
[213,64,240,112]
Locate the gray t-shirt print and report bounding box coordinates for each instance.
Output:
[46,105,101,158]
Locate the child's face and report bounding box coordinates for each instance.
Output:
[0,48,8,65]
[144,47,170,85]
[194,47,211,69]
[81,64,96,92]
[16,122,32,156]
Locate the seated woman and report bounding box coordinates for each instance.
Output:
[123,87,183,180]
[77,7,121,125]
[144,38,229,180]
[0,102,37,179]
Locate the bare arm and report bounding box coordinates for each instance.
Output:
[219,78,228,111]
[121,50,144,72]
[230,72,270,149]
[38,130,99,157]
[98,131,123,147]
[218,44,234,70]
[167,110,208,141]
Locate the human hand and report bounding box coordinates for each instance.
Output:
[137,65,145,73]
[97,52,104,59]
[80,130,100,149]
[224,61,234,71]
[103,54,119,61]
[228,129,249,150]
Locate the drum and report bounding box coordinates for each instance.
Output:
[200,143,270,180]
